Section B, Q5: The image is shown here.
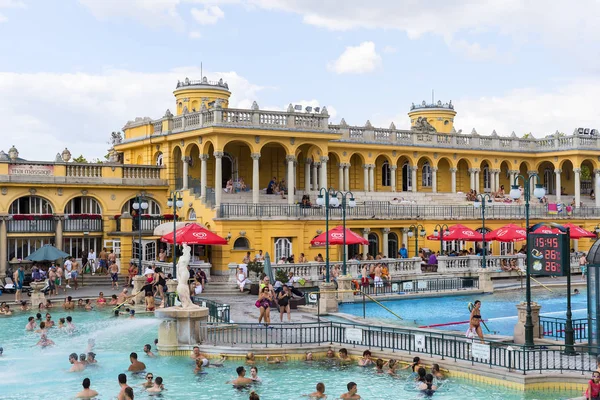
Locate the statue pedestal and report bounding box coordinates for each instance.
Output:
[513,301,542,344]
[336,276,355,303]
[318,282,338,314]
[477,269,494,293]
[30,281,46,308]
[155,307,209,352]
[132,275,147,307]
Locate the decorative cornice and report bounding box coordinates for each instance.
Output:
[199,154,209,161]
[251,153,261,161]
[213,151,224,158]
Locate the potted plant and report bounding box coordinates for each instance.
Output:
[275,269,289,285]
[246,261,264,295]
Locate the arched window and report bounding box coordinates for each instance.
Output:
[121,198,161,215]
[368,233,379,257]
[9,196,53,214]
[483,165,491,192]
[402,162,412,191]
[274,238,292,261]
[421,162,432,187]
[156,152,163,166]
[381,161,391,187]
[544,168,555,195]
[233,237,250,250]
[188,208,197,220]
[64,197,102,214]
[387,232,398,258]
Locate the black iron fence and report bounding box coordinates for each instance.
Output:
[63,218,103,232]
[192,296,230,323]
[540,316,589,341]
[358,277,479,296]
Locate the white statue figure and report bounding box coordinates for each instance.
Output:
[176,244,199,309]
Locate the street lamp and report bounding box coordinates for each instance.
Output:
[595,225,600,238]
[332,190,356,275]
[432,224,449,254]
[509,174,546,347]
[167,190,184,280]
[473,193,493,269]
[407,224,426,257]
[316,187,338,282]
[132,195,149,273]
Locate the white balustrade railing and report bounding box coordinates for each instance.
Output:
[134,260,211,278]
[66,164,103,178]
[123,166,162,180]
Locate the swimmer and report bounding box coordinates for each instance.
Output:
[340,382,361,399]
[63,296,75,310]
[338,348,351,362]
[20,301,29,311]
[77,299,85,308]
[146,376,164,393]
[403,356,422,371]
[245,352,256,365]
[26,316,36,331]
[1,304,12,315]
[266,355,286,364]
[374,358,385,373]
[190,346,206,360]
[418,373,437,396]
[35,321,46,334]
[123,387,134,400]
[574,289,581,295]
[127,352,146,372]
[36,312,42,321]
[387,359,398,375]
[326,349,335,359]
[66,316,75,333]
[85,299,93,311]
[75,378,99,399]
[195,358,207,374]
[228,366,253,386]
[117,288,128,304]
[249,391,260,400]
[79,353,87,364]
[142,373,154,388]
[117,373,131,400]
[44,313,54,328]
[69,352,85,372]
[250,366,261,382]
[415,367,427,383]
[144,344,155,358]
[109,294,118,305]
[431,363,444,380]
[87,352,97,364]
[197,355,226,370]
[36,323,55,347]
[306,382,326,399]
[58,318,65,328]
[304,352,314,362]
[358,350,373,366]
[129,309,135,318]
[45,300,53,309]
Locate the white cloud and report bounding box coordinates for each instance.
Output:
[78,0,185,30]
[327,41,381,74]
[0,0,25,22]
[191,5,225,24]
[0,68,263,161]
[189,30,202,39]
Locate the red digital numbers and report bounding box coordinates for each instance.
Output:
[545,262,559,272]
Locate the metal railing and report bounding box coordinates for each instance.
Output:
[219,203,600,220]
[199,320,595,374]
[7,219,56,233]
[192,296,230,323]
[540,316,589,341]
[63,218,103,232]
[358,277,479,296]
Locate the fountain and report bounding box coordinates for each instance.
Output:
[155,244,209,354]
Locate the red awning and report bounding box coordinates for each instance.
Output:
[160,223,227,245]
[311,226,369,246]
[426,224,484,241]
[485,224,527,242]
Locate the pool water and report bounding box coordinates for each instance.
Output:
[0,308,582,399]
[338,288,587,336]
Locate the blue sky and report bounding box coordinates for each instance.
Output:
[0,0,599,160]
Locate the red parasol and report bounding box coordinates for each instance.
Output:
[426,224,484,241]
[160,223,228,245]
[533,224,596,239]
[310,226,369,246]
[486,224,527,242]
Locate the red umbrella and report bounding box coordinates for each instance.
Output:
[160,223,228,245]
[426,224,484,241]
[486,224,527,242]
[311,226,369,246]
[533,224,595,239]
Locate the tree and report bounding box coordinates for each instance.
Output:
[73,155,88,163]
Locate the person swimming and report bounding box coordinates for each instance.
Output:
[431,363,445,380]
[419,373,437,396]
[358,350,373,367]
[415,367,427,383]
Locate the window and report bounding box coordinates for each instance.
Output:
[9,196,53,214]
[8,238,53,261]
[156,152,163,166]
[122,198,161,215]
[500,242,514,255]
[421,162,432,187]
[381,161,391,187]
[64,197,102,214]
[483,165,491,192]
[62,237,101,258]
[387,232,398,258]
[132,239,156,261]
[274,238,292,261]
[368,233,379,257]
[233,237,250,250]
[443,240,465,254]
[188,208,197,220]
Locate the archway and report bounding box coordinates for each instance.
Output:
[499,160,511,193]
[387,232,398,258]
[456,159,471,193]
[437,158,452,193]
[417,157,433,192]
[538,161,556,195]
[375,154,391,192]
[397,156,412,192]
[172,146,183,189]
[9,195,54,214]
[223,140,254,192]
[349,153,365,191]
[259,142,287,190]
[64,196,102,214]
[581,159,595,197]
[327,152,341,191]
[368,232,379,257]
[559,160,574,197]
[480,160,491,193]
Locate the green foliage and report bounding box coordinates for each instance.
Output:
[275,268,289,284]
[581,165,592,180]
[246,261,264,276]
[73,154,88,163]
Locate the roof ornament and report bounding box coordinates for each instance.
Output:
[389,122,396,130]
[251,101,259,111]
[8,145,18,161]
[61,147,71,162]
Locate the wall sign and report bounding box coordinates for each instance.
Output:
[528,233,569,276]
[345,328,363,343]
[9,164,54,176]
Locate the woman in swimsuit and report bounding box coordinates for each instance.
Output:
[257,287,272,326]
[36,322,55,347]
[418,373,437,397]
[278,285,292,322]
[469,300,484,343]
[154,267,166,307]
[97,292,106,306]
[586,371,600,400]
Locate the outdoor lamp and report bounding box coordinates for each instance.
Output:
[132,202,140,210]
[329,195,339,207]
[433,229,439,237]
[175,199,184,208]
[509,185,521,200]
[167,199,173,208]
[420,229,426,237]
[348,197,356,208]
[533,184,546,199]
[473,200,481,208]
[316,194,325,206]
[595,225,600,234]
[141,201,149,210]
[407,230,414,237]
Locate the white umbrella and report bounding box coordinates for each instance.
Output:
[153,221,187,236]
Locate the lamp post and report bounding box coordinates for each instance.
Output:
[595,225,600,238]
[132,195,149,274]
[509,174,546,347]
[474,194,493,269]
[316,187,338,282]
[433,224,449,254]
[167,190,184,280]
[407,224,426,257]
[335,190,356,275]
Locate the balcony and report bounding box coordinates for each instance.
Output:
[63,217,103,233]
[129,216,180,233]
[7,218,56,233]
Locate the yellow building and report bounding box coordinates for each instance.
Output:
[1,76,599,278]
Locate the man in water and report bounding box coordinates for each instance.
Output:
[116,289,128,304]
[63,296,75,310]
[127,352,146,372]
[307,382,326,399]
[69,352,86,372]
[146,376,164,393]
[190,346,205,360]
[228,366,253,386]
[66,316,75,333]
[117,373,131,400]
[144,344,155,358]
[75,378,98,398]
[87,352,97,364]
[340,382,361,399]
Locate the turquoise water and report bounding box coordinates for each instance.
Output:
[339,288,587,336]
[0,309,581,399]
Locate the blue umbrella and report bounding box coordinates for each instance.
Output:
[25,244,70,262]
[263,252,275,282]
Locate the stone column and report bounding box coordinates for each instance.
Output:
[312,162,320,190]
[390,166,397,192]
[527,170,537,201]
[363,165,369,191]
[344,163,350,192]
[0,217,6,279]
[286,155,296,205]
[214,151,224,207]
[513,301,542,344]
[336,275,354,303]
[338,164,344,191]
[474,168,480,193]
[431,167,438,193]
[319,156,328,190]
[55,216,63,251]
[595,169,600,207]
[574,168,581,208]
[495,170,501,192]
[369,164,375,192]
[200,154,208,199]
[251,153,260,204]
[362,228,370,258]
[304,159,312,193]
[402,229,408,253]
[411,166,418,192]
[555,168,562,203]
[489,170,495,193]
[318,281,338,313]
[450,168,457,193]
[182,157,189,190]
[382,228,390,258]
[469,168,475,191]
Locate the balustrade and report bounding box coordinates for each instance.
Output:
[123,166,162,180]
[66,164,102,178]
[7,218,56,233]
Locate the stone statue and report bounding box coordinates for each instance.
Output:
[176,244,200,310]
[411,117,437,133]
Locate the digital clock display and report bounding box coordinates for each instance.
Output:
[527,233,568,276]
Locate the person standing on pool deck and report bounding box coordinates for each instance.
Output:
[110,261,120,290]
[14,265,24,302]
[340,382,361,399]
[278,285,292,322]
[76,377,98,398]
[469,300,484,343]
